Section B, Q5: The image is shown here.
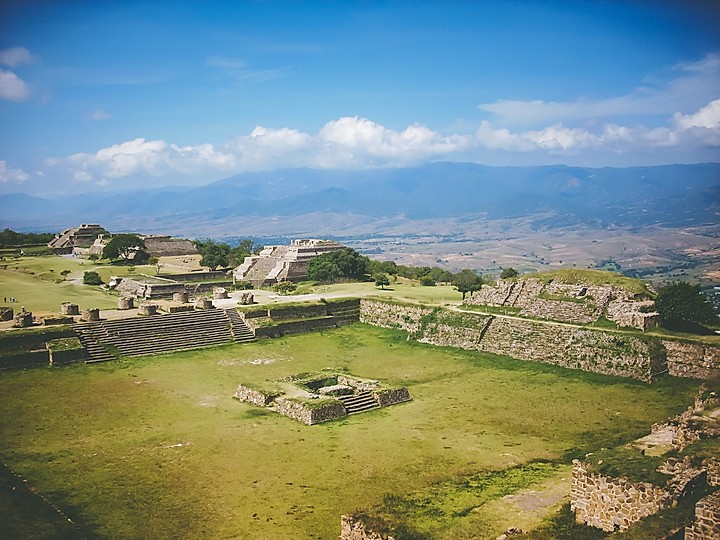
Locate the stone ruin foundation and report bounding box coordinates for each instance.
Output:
[234,372,411,425]
[138,304,158,316]
[0,307,13,321]
[172,291,189,303]
[195,298,213,310]
[117,297,134,310]
[238,291,254,305]
[82,308,100,322]
[213,287,229,300]
[60,302,80,315]
[685,490,720,539]
[13,309,33,327]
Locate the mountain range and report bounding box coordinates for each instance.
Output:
[2,162,719,237]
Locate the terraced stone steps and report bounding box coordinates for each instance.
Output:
[337,392,380,414]
[74,309,235,359]
[74,324,115,363]
[224,309,256,342]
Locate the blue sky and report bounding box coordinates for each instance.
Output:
[1,0,719,195]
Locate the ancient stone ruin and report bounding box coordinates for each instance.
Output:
[466,277,660,331]
[234,372,411,425]
[47,224,109,255]
[233,238,345,288]
[571,385,720,533]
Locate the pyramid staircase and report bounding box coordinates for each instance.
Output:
[337,391,380,414]
[73,309,237,360]
[224,309,256,342]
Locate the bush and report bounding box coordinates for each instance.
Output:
[273,281,298,295]
[83,271,103,286]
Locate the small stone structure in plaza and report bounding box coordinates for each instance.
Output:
[81,308,100,322]
[60,302,80,315]
[138,303,158,316]
[234,372,411,425]
[118,297,134,310]
[13,308,33,327]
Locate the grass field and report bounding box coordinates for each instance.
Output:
[0,324,698,539]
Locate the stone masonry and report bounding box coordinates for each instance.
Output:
[685,490,720,540]
[571,460,671,532]
[360,299,666,382]
[467,277,659,330]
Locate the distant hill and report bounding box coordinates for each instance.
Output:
[2,162,718,235]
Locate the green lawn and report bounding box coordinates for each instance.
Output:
[0,324,698,539]
[0,256,159,313]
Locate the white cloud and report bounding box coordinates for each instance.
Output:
[0,68,30,101]
[478,53,720,128]
[674,98,720,129]
[86,109,112,121]
[47,97,720,187]
[0,47,33,67]
[0,161,29,183]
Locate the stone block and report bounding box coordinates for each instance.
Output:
[0,307,13,321]
[82,308,100,322]
[118,297,134,310]
[138,303,158,316]
[172,291,189,303]
[195,298,213,310]
[60,302,80,315]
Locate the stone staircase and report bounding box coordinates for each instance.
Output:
[244,254,281,287]
[74,323,116,363]
[223,309,256,342]
[74,309,234,360]
[337,392,380,414]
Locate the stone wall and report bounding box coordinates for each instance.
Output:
[274,397,347,425]
[268,303,329,321]
[467,278,658,330]
[570,460,671,532]
[685,491,720,540]
[373,388,412,407]
[663,340,720,379]
[359,299,435,334]
[340,515,394,540]
[359,299,664,382]
[234,384,279,406]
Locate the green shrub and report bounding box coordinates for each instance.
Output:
[83,271,103,285]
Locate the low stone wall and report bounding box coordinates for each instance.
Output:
[340,515,394,540]
[0,349,49,370]
[684,490,720,540]
[606,300,660,331]
[663,340,720,379]
[274,397,347,425]
[41,315,74,326]
[373,388,412,407]
[46,338,85,366]
[160,271,227,282]
[269,303,328,321]
[359,299,664,382]
[359,299,434,334]
[163,304,195,314]
[338,374,379,392]
[234,384,279,406]
[274,316,338,336]
[570,460,671,532]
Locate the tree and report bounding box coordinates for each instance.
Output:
[501,267,519,279]
[374,273,390,289]
[452,269,484,300]
[60,269,71,280]
[147,256,161,275]
[102,234,147,261]
[83,271,103,285]
[307,248,368,283]
[419,275,436,286]
[655,282,719,329]
[200,243,229,270]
